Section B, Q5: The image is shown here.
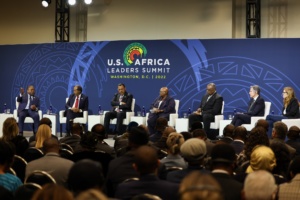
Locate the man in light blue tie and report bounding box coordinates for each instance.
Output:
[17,85,40,135]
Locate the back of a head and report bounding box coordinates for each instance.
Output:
[91,124,106,140]
[273,121,288,140]
[232,126,247,141]
[67,159,104,196]
[245,127,269,158]
[0,139,16,168]
[255,119,269,132]
[154,118,168,131]
[134,145,158,175]
[162,127,176,137]
[211,143,236,168]
[128,127,149,148]
[71,123,83,136]
[166,132,185,155]
[180,138,207,163]
[246,145,276,173]
[180,131,192,141]
[75,189,108,200]
[14,183,41,200]
[190,121,203,132]
[180,171,223,200]
[127,121,139,132]
[223,124,234,137]
[39,118,52,128]
[2,117,19,140]
[243,170,277,200]
[80,132,99,150]
[288,156,300,177]
[35,124,52,148]
[42,138,60,154]
[287,125,300,140]
[192,129,207,139]
[31,183,73,200]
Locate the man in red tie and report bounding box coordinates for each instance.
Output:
[65,85,89,135]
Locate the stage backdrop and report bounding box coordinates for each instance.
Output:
[1,39,300,132]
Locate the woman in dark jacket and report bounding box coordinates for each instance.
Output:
[266,87,299,137]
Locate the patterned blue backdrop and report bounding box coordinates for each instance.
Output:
[1,39,300,132]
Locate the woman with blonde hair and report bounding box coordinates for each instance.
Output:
[266,86,299,137]
[160,132,187,169]
[1,117,28,156]
[30,124,52,149]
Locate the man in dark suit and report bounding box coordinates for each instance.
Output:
[104,83,133,135]
[65,85,89,135]
[188,83,223,139]
[115,145,179,200]
[231,85,265,127]
[147,87,175,135]
[59,123,83,151]
[17,85,40,135]
[230,126,247,154]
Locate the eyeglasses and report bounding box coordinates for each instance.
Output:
[282,92,287,94]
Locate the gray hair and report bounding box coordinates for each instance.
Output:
[251,85,260,95]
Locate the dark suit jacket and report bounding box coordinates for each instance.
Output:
[17,94,40,112]
[212,172,243,200]
[111,91,133,112]
[65,94,89,111]
[244,95,265,116]
[282,98,299,118]
[115,174,179,200]
[230,140,245,155]
[150,95,175,119]
[199,93,223,116]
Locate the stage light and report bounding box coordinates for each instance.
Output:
[68,0,76,6]
[42,0,51,7]
[84,0,92,5]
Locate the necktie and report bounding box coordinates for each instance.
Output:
[74,97,79,108]
[207,95,212,102]
[119,95,123,102]
[248,100,255,112]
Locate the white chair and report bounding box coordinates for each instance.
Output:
[242,101,272,131]
[13,97,43,133]
[282,118,300,129]
[145,99,180,127]
[104,98,135,126]
[59,98,88,136]
[210,101,225,130]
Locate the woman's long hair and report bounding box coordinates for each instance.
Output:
[283,87,296,107]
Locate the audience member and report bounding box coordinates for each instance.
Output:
[29,124,52,149]
[270,121,296,158]
[270,140,291,179]
[104,83,133,136]
[179,171,223,200]
[149,117,168,143]
[0,185,13,200]
[230,126,247,155]
[192,129,215,156]
[31,183,73,200]
[73,131,98,153]
[266,86,299,137]
[17,85,40,135]
[189,121,203,132]
[91,124,116,157]
[0,140,22,192]
[167,138,208,183]
[180,131,192,141]
[60,123,83,151]
[211,143,243,200]
[147,87,175,135]
[67,159,105,197]
[25,138,74,186]
[243,170,277,200]
[153,126,176,151]
[29,117,58,143]
[160,132,186,169]
[188,83,223,139]
[1,117,29,157]
[278,156,300,199]
[114,121,138,152]
[231,85,265,127]
[217,124,234,144]
[255,119,269,132]
[286,126,300,155]
[14,183,42,200]
[115,145,179,200]
[65,85,89,135]
[106,127,149,197]
[236,126,269,168]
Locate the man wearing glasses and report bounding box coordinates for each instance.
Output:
[231,85,265,127]
[65,85,89,135]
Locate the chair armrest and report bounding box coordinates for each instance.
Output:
[83,110,88,121]
[169,113,178,127]
[59,110,65,119]
[250,116,265,126]
[124,112,135,124]
[13,109,18,121]
[213,114,224,129]
[38,110,43,119]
